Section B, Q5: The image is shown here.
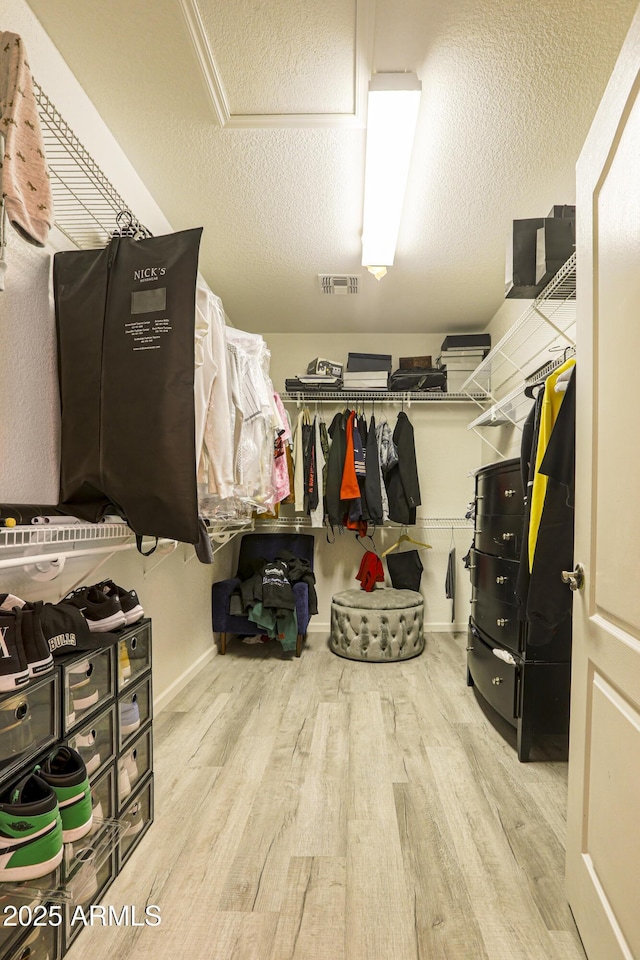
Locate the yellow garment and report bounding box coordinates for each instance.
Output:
[528,357,576,572]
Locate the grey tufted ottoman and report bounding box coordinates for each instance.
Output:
[330,588,425,661]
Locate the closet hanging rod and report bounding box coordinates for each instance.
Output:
[32,79,151,249]
[0,539,177,574]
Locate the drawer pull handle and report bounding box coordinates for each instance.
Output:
[466,646,474,652]
[501,533,514,541]
[492,676,503,685]
[504,489,517,498]
[496,618,508,627]
[496,576,507,584]
[15,702,29,721]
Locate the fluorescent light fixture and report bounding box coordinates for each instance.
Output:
[361,73,422,273]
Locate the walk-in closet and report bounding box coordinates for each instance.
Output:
[2,1,640,958]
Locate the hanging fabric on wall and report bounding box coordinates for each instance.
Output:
[54,228,203,543]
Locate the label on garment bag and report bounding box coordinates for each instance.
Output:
[125,287,173,352]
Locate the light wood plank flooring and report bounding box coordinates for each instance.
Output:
[65,632,585,960]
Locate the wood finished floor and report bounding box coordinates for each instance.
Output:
[65,632,586,960]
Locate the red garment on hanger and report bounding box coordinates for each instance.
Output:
[356,551,385,592]
[340,411,360,500]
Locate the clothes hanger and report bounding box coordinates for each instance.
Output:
[524,381,545,399]
[380,525,432,558]
[356,530,379,556]
[113,209,152,240]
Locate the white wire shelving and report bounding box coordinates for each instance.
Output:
[33,80,150,249]
[467,347,576,432]
[0,521,177,581]
[460,252,577,398]
[283,391,488,408]
[463,252,577,458]
[253,516,473,531]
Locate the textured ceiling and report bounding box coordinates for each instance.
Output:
[25,0,638,333]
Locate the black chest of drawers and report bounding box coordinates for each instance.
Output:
[467,458,572,761]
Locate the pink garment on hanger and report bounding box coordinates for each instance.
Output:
[273,392,292,503]
[0,33,53,246]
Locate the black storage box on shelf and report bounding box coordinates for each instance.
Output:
[440,334,491,353]
[508,216,575,299]
[548,204,576,219]
[388,368,446,392]
[346,352,392,372]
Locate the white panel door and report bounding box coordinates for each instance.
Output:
[566,7,640,959]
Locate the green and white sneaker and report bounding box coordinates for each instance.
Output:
[0,773,63,881]
[38,746,93,842]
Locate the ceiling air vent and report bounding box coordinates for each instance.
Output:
[318,274,360,295]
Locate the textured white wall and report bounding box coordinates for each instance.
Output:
[265,332,481,631]
[0,0,234,712]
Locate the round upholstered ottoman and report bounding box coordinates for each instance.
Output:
[330,588,424,661]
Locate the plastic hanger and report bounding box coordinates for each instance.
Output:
[356,530,379,555]
[381,526,432,558]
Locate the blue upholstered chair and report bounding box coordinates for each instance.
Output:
[211,533,315,657]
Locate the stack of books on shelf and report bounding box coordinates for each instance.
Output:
[437,334,491,394]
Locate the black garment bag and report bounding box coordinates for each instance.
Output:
[54,228,203,543]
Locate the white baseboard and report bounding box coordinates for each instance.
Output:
[426,622,469,633]
[154,643,217,715]
[308,621,467,635]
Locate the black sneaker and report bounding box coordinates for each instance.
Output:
[63,586,126,633]
[96,580,144,626]
[0,609,30,692]
[0,772,63,881]
[38,746,93,842]
[0,596,54,679]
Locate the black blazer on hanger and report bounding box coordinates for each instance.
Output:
[385,411,421,525]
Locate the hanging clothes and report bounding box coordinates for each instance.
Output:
[0,33,53,247]
[385,411,421,524]
[526,366,576,628]
[375,420,391,522]
[445,547,456,622]
[310,415,326,528]
[386,549,423,592]
[340,411,360,500]
[302,417,316,513]
[364,414,384,524]
[197,286,235,503]
[326,411,347,527]
[272,392,292,504]
[293,409,306,511]
[528,357,576,570]
[356,551,385,592]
